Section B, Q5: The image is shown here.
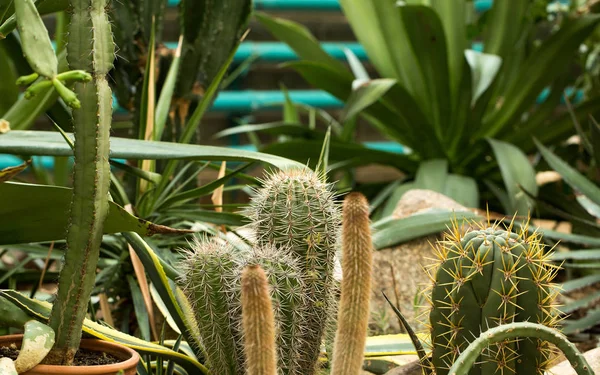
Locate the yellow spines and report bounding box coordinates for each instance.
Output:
[331,192,373,375]
[241,264,278,375]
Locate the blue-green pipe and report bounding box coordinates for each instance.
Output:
[232,42,367,62]
[165,0,495,12]
[170,41,479,63]
[213,90,343,111]
[114,87,583,114]
[167,0,342,10]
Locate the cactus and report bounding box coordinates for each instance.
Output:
[241,265,278,375]
[45,0,115,364]
[179,168,341,375]
[180,239,308,375]
[423,220,561,375]
[331,192,373,375]
[449,322,593,375]
[179,238,244,374]
[245,169,341,374]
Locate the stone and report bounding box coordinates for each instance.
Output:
[369,189,477,334]
[547,347,600,375]
[382,359,422,375]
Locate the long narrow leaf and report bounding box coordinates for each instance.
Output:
[536,139,600,207]
[0,290,207,374]
[123,232,205,360]
[0,182,190,244]
[372,210,480,250]
[489,138,537,215]
[0,130,305,170]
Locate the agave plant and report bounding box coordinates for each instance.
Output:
[246,0,600,216]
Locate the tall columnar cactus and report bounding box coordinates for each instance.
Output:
[241,264,278,375]
[46,0,114,365]
[246,169,341,374]
[331,192,373,375]
[424,221,560,375]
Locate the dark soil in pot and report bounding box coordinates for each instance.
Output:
[0,345,121,366]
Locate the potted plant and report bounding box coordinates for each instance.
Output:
[0,0,140,372]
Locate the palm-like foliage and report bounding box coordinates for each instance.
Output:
[252,0,600,215]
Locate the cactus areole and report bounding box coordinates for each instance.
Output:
[425,221,560,375]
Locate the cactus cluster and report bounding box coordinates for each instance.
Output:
[245,168,341,372]
[422,220,561,375]
[180,168,342,375]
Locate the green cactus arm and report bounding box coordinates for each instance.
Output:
[331,192,373,375]
[179,239,242,375]
[241,265,278,375]
[46,0,114,364]
[448,322,594,375]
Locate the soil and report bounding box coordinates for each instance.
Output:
[0,344,121,366]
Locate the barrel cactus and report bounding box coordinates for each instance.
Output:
[179,168,341,375]
[423,220,561,375]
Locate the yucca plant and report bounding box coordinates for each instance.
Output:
[248,0,600,216]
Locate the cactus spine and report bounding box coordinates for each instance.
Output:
[246,169,341,374]
[180,240,308,375]
[241,265,278,375]
[180,238,244,374]
[46,0,114,364]
[331,193,373,375]
[424,221,560,375]
[180,168,341,375]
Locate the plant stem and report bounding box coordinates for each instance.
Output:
[46,0,113,365]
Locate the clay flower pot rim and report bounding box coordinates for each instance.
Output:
[0,334,140,375]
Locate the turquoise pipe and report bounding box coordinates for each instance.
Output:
[232,42,366,62]
[111,86,583,114]
[110,90,343,114]
[182,41,478,63]
[165,0,495,12]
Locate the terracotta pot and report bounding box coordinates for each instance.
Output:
[0,335,140,375]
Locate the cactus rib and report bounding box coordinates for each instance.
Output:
[241,265,278,375]
[448,322,594,375]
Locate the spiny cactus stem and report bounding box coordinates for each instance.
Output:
[241,265,278,375]
[448,322,593,375]
[46,0,113,364]
[331,193,373,375]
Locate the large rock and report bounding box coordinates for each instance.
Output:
[369,189,476,334]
